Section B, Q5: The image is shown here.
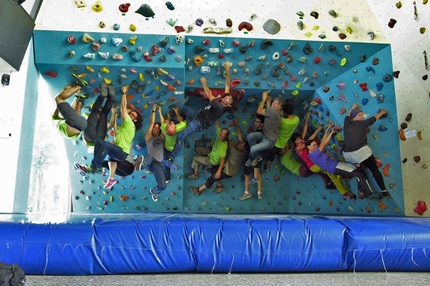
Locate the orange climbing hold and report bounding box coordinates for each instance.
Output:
[126,94,134,101]
[378,201,387,209]
[382,164,391,177]
[398,128,406,141]
[167,84,176,91]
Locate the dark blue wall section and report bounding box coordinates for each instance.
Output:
[1,215,430,274]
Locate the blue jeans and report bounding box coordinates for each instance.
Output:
[169,106,203,160]
[141,154,166,194]
[92,138,127,169]
[247,132,275,159]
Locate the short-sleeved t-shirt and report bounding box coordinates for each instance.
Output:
[115,116,135,154]
[52,115,79,139]
[342,115,376,152]
[208,128,228,165]
[308,149,338,174]
[262,108,282,141]
[223,139,247,176]
[161,121,187,152]
[197,100,226,130]
[275,115,299,149]
[146,136,164,163]
[296,148,314,169]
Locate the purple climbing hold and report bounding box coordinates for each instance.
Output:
[336,81,346,90]
[195,18,204,26]
[135,4,155,18]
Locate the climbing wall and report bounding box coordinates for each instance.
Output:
[29,0,411,215]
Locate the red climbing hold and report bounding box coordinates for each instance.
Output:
[119,3,131,13]
[238,21,253,32]
[314,56,321,64]
[44,71,58,78]
[231,78,241,88]
[174,25,186,33]
[359,83,368,91]
[414,200,427,215]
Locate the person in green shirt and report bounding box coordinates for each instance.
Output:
[186,120,229,180]
[52,83,88,139]
[74,85,143,189]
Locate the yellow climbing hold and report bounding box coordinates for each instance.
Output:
[129,36,137,45]
[417,130,422,140]
[340,57,347,66]
[395,1,402,8]
[139,73,145,81]
[157,67,168,76]
[92,0,103,12]
[143,103,149,109]
[346,27,353,34]
[295,82,301,88]
[76,72,87,78]
[103,78,112,84]
[130,24,137,32]
[242,120,248,126]
[305,32,312,37]
[81,33,95,43]
[423,0,428,4]
[155,85,160,91]
[419,27,426,34]
[85,65,94,73]
[312,25,319,30]
[100,67,109,74]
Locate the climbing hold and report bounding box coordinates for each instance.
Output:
[67,50,75,58]
[359,83,368,91]
[338,33,347,40]
[99,21,105,29]
[200,66,211,75]
[361,98,369,105]
[368,31,375,40]
[392,70,400,78]
[238,21,253,32]
[332,26,338,32]
[423,75,428,80]
[339,107,346,115]
[298,57,307,63]
[297,20,304,30]
[135,4,155,18]
[382,164,391,177]
[328,9,337,18]
[372,58,379,65]
[405,112,412,122]
[414,201,427,216]
[344,45,350,51]
[369,89,376,98]
[129,36,137,45]
[366,66,375,73]
[417,131,423,140]
[261,39,273,50]
[82,53,95,60]
[272,52,280,61]
[113,23,120,31]
[388,18,397,28]
[328,45,336,52]
[112,37,122,46]
[100,67,109,74]
[323,86,330,93]
[112,54,123,60]
[328,58,336,65]
[398,129,407,141]
[376,82,383,91]
[422,163,428,169]
[92,0,103,12]
[121,45,128,52]
[202,27,233,34]
[336,81,346,90]
[174,26,185,33]
[337,94,347,103]
[195,18,204,26]
[166,18,177,27]
[395,1,402,8]
[81,33,94,43]
[318,34,326,39]
[302,42,313,55]
[414,156,421,163]
[400,122,408,129]
[340,58,347,66]
[151,44,160,56]
[377,93,385,103]
[119,3,130,13]
[44,71,57,78]
[310,11,319,19]
[346,27,353,34]
[263,19,281,35]
[165,1,174,10]
[420,27,426,34]
[129,24,137,32]
[378,125,388,132]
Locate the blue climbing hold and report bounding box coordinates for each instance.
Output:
[378,125,388,132]
[366,66,375,73]
[361,98,369,105]
[165,1,175,10]
[376,82,383,91]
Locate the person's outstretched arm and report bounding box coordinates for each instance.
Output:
[256,91,269,115]
[319,123,335,152]
[120,85,129,122]
[145,104,157,141]
[158,106,165,123]
[200,77,215,101]
[233,117,243,141]
[374,108,388,120]
[223,61,232,94]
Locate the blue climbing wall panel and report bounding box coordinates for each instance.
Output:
[33,30,403,216]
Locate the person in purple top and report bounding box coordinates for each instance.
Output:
[306,124,374,199]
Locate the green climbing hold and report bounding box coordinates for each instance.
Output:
[340,57,347,66]
[135,4,155,18]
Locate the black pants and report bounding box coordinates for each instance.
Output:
[334,162,373,196]
[362,154,386,191]
[204,165,232,188]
